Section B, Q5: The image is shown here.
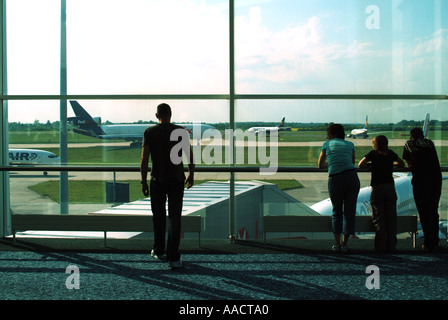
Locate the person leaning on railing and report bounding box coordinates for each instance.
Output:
[318,123,360,253]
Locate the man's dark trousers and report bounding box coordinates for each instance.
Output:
[150,179,184,262]
[413,180,441,250]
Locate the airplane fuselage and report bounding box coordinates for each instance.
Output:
[9,149,60,166]
[348,129,368,139]
[73,122,217,142]
[310,174,416,217]
[247,127,280,135]
[68,101,219,146]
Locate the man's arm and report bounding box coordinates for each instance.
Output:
[140,145,150,196]
[402,144,412,168]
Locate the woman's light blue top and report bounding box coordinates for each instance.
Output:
[322,138,355,175]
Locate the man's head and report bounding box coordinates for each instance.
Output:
[409,127,424,140]
[156,103,172,122]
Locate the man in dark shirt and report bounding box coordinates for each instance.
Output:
[140,103,194,268]
[402,127,442,251]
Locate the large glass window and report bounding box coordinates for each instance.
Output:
[6,0,60,94]
[3,0,447,241]
[66,0,229,94]
[235,99,448,168]
[235,0,447,94]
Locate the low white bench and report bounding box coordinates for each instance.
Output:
[11,214,202,247]
[263,215,418,248]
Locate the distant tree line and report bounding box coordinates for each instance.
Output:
[222,119,448,132]
[8,119,448,132]
[8,119,156,131]
[9,120,60,131]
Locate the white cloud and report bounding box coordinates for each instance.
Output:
[235,6,448,96]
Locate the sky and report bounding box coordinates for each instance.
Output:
[5,0,448,125]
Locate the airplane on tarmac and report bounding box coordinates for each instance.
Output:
[312,113,447,239]
[9,148,60,175]
[346,116,369,139]
[67,101,218,146]
[247,117,291,136]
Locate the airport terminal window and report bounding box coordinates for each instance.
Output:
[64,99,229,165]
[2,1,447,240]
[7,98,230,218]
[8,101,60,145]
[235,99,448,168]
[6,0,60,95]
[234,0,447,95]
[65,0,229,95]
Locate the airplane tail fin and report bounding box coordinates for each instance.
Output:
[277,117,285,128]
[364,115,368,129]
[423,113,430,139]
[68,101,104,137]
[69,101,96,123]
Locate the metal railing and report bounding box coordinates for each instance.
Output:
[2,165,448,173]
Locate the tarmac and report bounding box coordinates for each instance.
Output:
[1,235,448,308]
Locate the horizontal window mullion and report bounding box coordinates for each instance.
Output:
[2,94,447,100]
[1,94,230,100]
[2,165,448,173]
[235,94,448,100]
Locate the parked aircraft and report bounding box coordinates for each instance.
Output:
[68,101,218,146]
[247,117,291,136]
[312,113,447,238]
[346,116,368,139]
[311,172,417,216]
[9,148,60,175]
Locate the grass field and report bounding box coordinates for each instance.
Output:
[9,130,121,144]
[33,145,439,167]
[28,179,303,204]
[10,129,448,144]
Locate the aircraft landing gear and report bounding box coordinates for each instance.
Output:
[130,141,142,147]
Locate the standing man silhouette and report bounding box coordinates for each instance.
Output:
[140,103,195,268]
[402,127,441,252]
